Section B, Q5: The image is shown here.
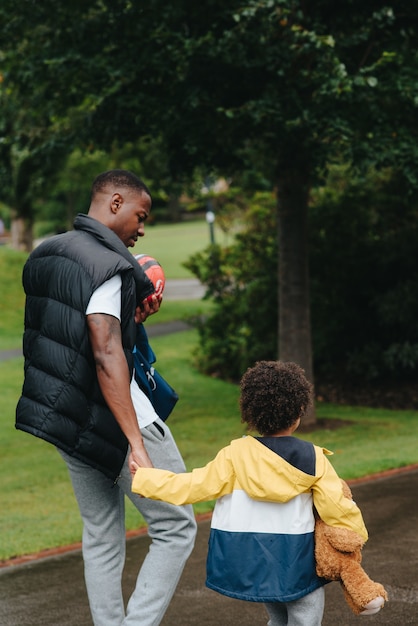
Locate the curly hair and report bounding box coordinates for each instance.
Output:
[239,360,313,435]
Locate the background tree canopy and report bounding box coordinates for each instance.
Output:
[1,0,418,423]
[3,1,417,175]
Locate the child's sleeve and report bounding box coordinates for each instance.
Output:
[132,445,235,505]
[312,448,368,542]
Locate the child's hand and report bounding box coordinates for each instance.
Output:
[129,458,140,477]
[129,459,145,497]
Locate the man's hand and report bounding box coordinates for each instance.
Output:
[129,445,153,477]
[134,294,162,323]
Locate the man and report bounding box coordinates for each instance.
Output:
[16,170,196,626]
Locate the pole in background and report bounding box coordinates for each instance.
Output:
[206,206,215,244]
[204,177,216,244]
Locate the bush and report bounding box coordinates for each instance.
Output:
[185,192,278,380]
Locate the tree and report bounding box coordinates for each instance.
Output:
[2,1,418,423]
[0,24,74,250]
[185,191,279,382]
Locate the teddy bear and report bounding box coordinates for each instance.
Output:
[314,480,388,615]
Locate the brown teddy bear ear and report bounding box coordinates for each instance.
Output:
[323,525,364,553]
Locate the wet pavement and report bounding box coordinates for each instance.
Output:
[1,467,418,625]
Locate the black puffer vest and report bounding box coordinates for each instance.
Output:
[15,214,154,480]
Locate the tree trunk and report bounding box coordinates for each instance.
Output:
[10,215,33,252]
[11,156,36,252]
[277,168,316,426]
[167,193,182,222]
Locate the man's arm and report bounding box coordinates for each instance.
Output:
[87,312,153,471]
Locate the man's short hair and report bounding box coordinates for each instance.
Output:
[91,170,151,201]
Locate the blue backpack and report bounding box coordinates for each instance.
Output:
[133,324,179,421]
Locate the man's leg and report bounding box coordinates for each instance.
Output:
[118,419,197,626]
[58,449,126,626]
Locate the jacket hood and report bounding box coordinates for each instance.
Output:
[229,436,330,502]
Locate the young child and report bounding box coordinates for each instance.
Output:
[132,360,369,625]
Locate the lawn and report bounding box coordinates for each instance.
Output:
[2,330,418,561]
[132,219,229,278]
[1,229,418,562]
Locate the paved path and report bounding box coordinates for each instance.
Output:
[162,278,205,301]
[1,468,417,625]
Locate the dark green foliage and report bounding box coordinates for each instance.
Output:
[310,166,418,380]
[3,1,418,185]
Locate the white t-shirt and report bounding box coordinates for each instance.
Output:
[86,274,157,428]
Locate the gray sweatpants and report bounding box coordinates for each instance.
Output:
[59,418,197,626]
[265,586,325,626]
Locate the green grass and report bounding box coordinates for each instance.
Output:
[145,298,213,327]
[1,231,418,561]
[0,247,27,347]
[132,219,227,279]
[2,331,418,561]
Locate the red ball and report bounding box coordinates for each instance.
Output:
[135,254,165,297]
